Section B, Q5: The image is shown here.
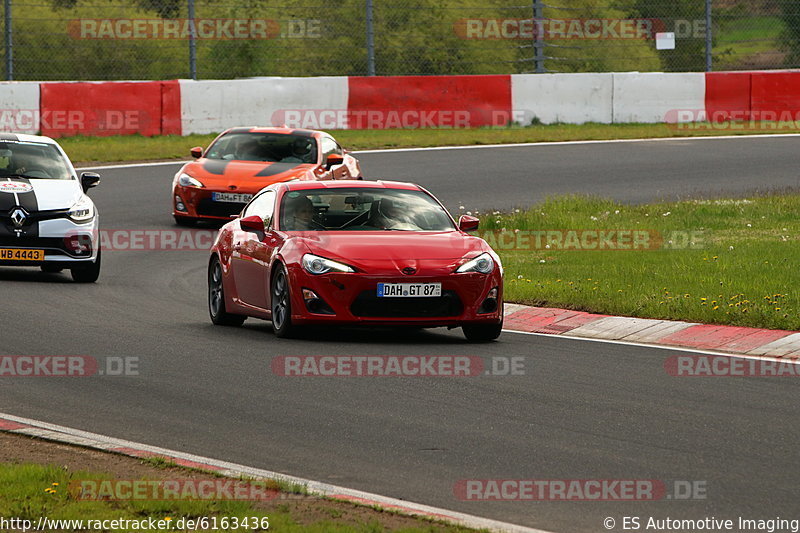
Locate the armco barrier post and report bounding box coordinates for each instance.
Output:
[533,0,544,73]
[187,0,197,80]
[4,0,11,81]
[366,0,376,76]
[705,0,712,72]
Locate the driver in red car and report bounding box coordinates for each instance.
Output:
[285,195,318,230]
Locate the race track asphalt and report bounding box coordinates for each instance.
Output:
[2,137,799,532]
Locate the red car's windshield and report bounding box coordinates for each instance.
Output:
[205,133,317,164]
[280,188,456,232]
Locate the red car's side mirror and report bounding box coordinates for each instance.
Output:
[190,146,203,159]
[240,215,265,233]
[458,215,479,232]
[325,153,344,170]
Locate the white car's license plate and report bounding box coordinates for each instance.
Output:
[377,283,442,298]
[212,192,252,203]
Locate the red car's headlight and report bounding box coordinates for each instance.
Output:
[302,253,355,275]
[456,253,494,274]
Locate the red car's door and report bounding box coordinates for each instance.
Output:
[231,190,277,310]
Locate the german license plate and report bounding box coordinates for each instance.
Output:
[212,192,252,203]
[0,248,44,261]
[377,282,442,298]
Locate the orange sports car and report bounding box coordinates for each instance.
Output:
[171,127,362,225]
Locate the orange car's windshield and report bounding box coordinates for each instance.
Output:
[205,133,317,164]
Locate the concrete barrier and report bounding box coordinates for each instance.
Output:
[180,77,349,135]
[511,73,613,124]
[0,82,42,135]
[612,72,705,123]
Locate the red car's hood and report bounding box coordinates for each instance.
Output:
[184,159,317,193]
[292,231,488,271]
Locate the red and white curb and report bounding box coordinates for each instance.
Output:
[503,303,800,358]
[0,412,552,533]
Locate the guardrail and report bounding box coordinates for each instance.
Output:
[0,71,798,137]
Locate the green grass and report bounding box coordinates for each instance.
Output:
[0,462,478,533]
[714,15,785,68]
[482,194,799,331]
[61,122,800,165]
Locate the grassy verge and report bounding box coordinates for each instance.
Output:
[0,436,478,533]
[483,194,799,331]
[62,122,800,165]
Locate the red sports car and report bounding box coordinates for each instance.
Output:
[172,127,361,225]
[207,180,503,341]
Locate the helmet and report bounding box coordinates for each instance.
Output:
[292,137,312,156]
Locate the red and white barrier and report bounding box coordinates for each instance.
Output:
[511,73,613,124]
[39,81,181,137]
[1,70,799,137]
[0,81,41,135]
[705,70,800,122]
[611,72,705,123]
[179,77,348,135]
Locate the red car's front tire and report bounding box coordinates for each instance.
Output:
[271,264,298,338]
[462,320,503,342]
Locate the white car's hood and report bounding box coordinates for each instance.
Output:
[0,178,83,211]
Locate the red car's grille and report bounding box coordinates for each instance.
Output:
[350,290,463,318]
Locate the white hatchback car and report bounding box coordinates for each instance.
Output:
[0,133,101,282]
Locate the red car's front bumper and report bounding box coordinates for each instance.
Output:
[285,265,503,327]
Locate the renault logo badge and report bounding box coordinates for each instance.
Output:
[10,207,27,228]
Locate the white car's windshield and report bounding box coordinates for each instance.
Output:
[279,188,456,232]
[0,141,73,180]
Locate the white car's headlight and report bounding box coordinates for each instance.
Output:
[68,196,95,223]
[302,253,355,275]
[178,173,204,188]
[456,252,494,274]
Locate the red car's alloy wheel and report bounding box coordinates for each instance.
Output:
[271,265,296,338]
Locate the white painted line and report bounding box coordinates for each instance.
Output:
[0,412,553,533]
[352,133,800,154]
[74,132,800,171]
[76,160,186,171]
[502,328,800,365]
